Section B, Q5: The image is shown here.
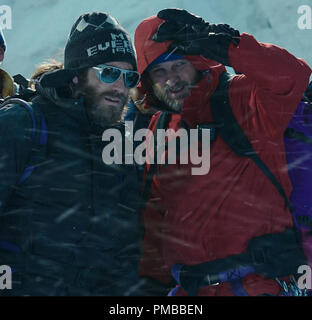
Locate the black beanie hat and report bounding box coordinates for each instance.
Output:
[41,12,137,88]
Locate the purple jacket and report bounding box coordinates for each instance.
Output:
[284,101,312,264]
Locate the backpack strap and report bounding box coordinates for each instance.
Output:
[142,112,170,201]
[210,72,292,212]
[0,98,48,184]
[143,72,292,213]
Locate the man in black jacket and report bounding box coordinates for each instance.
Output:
[0,12,146,296]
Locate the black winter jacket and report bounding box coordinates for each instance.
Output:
[0,84,145,296]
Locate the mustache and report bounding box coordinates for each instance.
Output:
[79,83,128,103]
[100,90,127,101]
[152,81,190,113]
[86,90,128,104]
[163,81,189,93]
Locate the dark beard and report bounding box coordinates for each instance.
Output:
[81,85,128,127]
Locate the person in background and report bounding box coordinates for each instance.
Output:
[284,82,312,270]
[28,59,64,90]
[0,28,14,99]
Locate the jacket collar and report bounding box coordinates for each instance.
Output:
[34,82,128,137]
[34,82,92,131]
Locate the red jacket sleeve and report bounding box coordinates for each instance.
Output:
[228,33,312,136]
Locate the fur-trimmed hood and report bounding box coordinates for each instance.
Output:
[0,68,14,98]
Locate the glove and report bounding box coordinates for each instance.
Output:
[153,8,240,66]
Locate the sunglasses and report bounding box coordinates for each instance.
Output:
[93,64,141,89]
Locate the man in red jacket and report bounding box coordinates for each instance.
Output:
[134,9,312,296]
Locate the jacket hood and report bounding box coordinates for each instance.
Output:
[34,77,95,133]
[134,15,226,110]
[134,16,170,75]
[35,78,78,108]
[135,15,226,76]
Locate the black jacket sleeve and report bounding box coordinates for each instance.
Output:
[0,104,33,213]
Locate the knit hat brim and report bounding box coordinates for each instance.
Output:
[146,52,184,71]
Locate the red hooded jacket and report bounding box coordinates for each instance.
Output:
[135,15,312,296]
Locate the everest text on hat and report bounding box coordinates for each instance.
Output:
[87,33,135,57]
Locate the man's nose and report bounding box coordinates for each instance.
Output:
[110,75,128,93]
[166,69,180,87]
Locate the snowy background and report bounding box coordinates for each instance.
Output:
[1,0,312,79]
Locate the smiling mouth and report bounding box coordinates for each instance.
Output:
[169,85,185,94]
[104,96,121,104]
